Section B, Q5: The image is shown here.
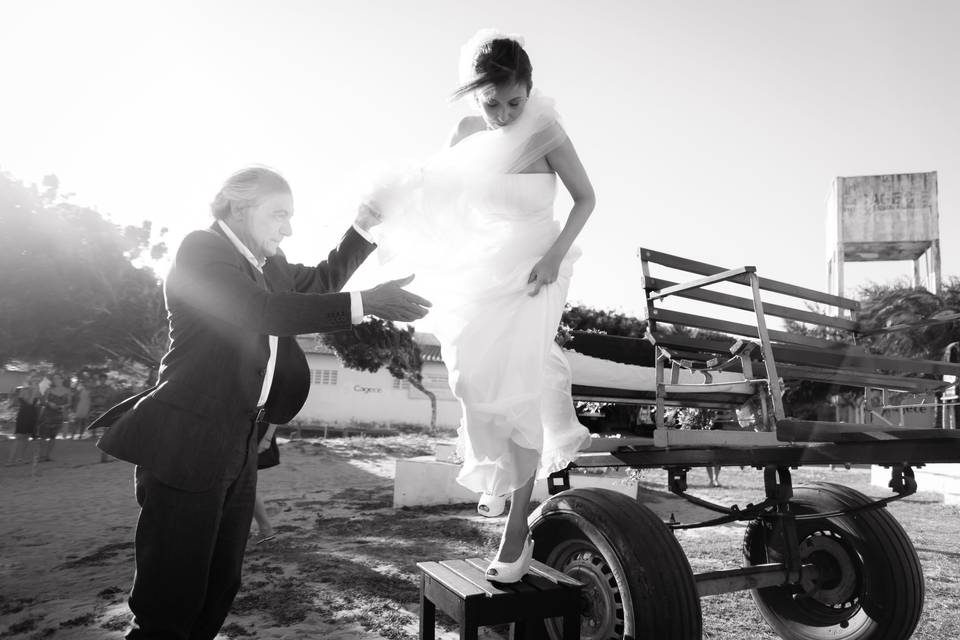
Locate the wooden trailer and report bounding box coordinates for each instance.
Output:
[530,248,960,640]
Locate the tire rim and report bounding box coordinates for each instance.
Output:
[761,524,870,629]
[544,537,630,640]
[799,530,860,609]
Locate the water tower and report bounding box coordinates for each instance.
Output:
[826,171,940,302]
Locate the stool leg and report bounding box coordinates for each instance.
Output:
[563,611,579,639]
[509,618,534,639]
[419,577,435,640]
[461,609,479,640]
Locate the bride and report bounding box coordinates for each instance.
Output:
[365,28,596,583]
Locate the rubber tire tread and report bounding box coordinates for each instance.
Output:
[532,487,702,639]
[744,481,923,640]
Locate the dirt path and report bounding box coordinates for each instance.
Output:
[2,437,958,639]
[1,435,495,640]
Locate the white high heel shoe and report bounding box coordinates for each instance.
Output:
[477,493,507,517]
[485,534,534,583]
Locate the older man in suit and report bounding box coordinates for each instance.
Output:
[91,167,429,640]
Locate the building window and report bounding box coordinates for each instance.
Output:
[313,369,338,385]
[392,378,410,390]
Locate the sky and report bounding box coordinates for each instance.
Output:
[2,0,959,329]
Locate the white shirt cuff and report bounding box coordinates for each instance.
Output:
[349,291,364,324]
[352,222,375,244]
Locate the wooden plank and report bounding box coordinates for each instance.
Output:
[566,331,654,366]
[771,343,960,378]
[463,558,581,597]
[651,308,847,350]
[643,276,860,332]
[528,560,583,587]
[774,363,948,393]
[653,310,960,377]
[648,266,755,301]
[418,561,490,599]
[463,557,562,593]
[573,452,636,467]
[571,385,752,408]
[650,334,960,383]
[435,560,502,598]
[650,332,741,356]
[776,419,960,443]
[461,558,539,593]
[584,436,656,452]
[638,247,860,310]
[652,429,782,448]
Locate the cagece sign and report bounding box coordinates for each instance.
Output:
[354,385,382,394]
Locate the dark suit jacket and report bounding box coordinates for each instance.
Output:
[93,223,374,491]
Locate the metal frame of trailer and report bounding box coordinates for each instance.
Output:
[527,248,960,640]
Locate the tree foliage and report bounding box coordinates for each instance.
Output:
[855,279,960,360]
[784,278,960,361]
[0,171,168,373]
[781,279,960,418]
[320,318,438,429]
[561,304,647,338]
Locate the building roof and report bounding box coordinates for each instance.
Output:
[296,332,445,363]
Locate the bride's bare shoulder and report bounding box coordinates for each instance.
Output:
[447,116,486,147]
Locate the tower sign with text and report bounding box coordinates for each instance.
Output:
[827,171,940,299]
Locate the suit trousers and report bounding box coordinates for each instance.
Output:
[125,442,257,640]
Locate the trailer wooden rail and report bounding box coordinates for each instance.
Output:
[527,248,960,640]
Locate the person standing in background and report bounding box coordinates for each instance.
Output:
[88,373,115,462]
[70,374,92,439]
[6,372,40,466]
[37,373,71,462]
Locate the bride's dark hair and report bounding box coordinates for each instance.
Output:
[454,38,533,99]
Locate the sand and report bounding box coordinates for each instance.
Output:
[0,434,485,640]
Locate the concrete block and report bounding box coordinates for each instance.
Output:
[393,456,637,508]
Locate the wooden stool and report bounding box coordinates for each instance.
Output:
[418,557,583,640]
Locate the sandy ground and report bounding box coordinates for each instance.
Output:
[2,434,958,640]
[0,434,475,640]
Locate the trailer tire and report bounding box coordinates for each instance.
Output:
[529,488,702,640]
[743,482,923,640]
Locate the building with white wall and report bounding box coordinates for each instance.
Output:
[294,333,462,429]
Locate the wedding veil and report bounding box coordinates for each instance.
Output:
[365,91,567,275]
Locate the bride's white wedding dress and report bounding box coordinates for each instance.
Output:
[367,92,591,497]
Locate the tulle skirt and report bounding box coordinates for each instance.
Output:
[420,216,591,497]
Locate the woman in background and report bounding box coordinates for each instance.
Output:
[37,373,71,462]
[6,372,40,466]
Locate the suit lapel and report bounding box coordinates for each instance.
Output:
[209,223,269,290]
[208,222,311,424]
[209,223,270,363]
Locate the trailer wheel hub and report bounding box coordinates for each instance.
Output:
[799,530,859,608]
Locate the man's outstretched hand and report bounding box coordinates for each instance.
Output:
[361,275,431,322]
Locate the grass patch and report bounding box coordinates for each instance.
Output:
[96,585,124,600]
[220,622,255,637]
[59,613,96,628]
[60,542,134,569]
[0,615,43,638]
[0,596,34,616]
[100,615,128,632]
